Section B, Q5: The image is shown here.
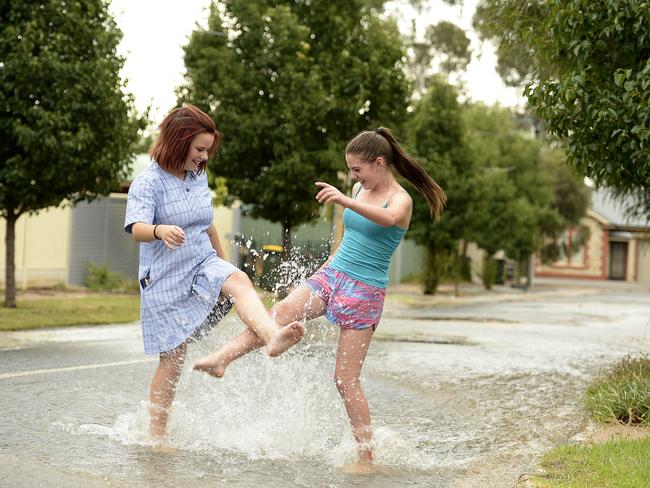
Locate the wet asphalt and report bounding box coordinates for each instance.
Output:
[1,281,649,488]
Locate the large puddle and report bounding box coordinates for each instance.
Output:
[2,289,650,487]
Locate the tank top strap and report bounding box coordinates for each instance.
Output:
[383,190,401,208]
[354,185,404,207]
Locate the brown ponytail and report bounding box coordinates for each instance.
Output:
[345,127,447,221]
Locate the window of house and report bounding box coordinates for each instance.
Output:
[554,226,587,267]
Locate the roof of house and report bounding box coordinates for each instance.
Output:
[591,188,649,229]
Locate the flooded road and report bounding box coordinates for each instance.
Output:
[2,282,649,487]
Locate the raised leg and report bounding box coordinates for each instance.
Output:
[220,271,304,357]
[334,327,375,471]
[149,342,187,443]
[193,284,325,377]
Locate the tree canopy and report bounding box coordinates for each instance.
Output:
[424,20,472,76]
[180,0,410,252]
[475,0,649,214]
[406,77,479,292]
[407,16,472,94]
[463,104,557,259]
[0,0,143,306]
[406,78,588,291]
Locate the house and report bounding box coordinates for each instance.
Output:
[535,189,650,283]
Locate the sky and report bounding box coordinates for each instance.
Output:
[109,0,523,125]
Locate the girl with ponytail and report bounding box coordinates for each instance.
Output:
[194,127,446,472]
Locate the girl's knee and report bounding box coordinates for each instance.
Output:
[271,300,292,325]
[159,343,187,369]
[233,270,252,284]
[334,375,360,397]
[224,271,253,294]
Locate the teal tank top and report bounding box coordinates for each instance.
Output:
[329,198,408,289]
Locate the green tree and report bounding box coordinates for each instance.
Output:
[473,0,550,87]
[475,0,650,214]
[464,104,540,288]
[133,130,155,155]
[408,19,472,94]
[537,147,591,264]
[181,0,410,255]
[465,116,552,289]
[471,170,537,289]
[0,0,144,307]
[425,21,472,76]
[406,77,480,293]
[463,105,590,285]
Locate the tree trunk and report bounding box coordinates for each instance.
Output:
[276,222,293,299]
[461,239,468,257]
[525,254,533,289]
[4,211,18,308]
[514,251,522,286]
[423,248,440,295]
[453,253,460,297]
[281,222,292,261]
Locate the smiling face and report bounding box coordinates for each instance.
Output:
[346,153,386,190]
[183,132,215,173]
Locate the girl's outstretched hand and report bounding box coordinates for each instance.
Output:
[158,224,185,250]
[315,182,350,206]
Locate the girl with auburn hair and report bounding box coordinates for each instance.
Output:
[125,104,304,444]
[193,127,446,472]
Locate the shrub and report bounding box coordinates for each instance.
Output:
[84,262,138,293]
[481,256,497,290]
[584,355,650,425]
[400,272,424,284]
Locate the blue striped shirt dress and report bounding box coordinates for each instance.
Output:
[124,162,237,354]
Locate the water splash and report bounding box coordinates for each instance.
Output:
[71,244,438,472]
[75,317,433,470]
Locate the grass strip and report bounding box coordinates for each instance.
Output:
[533,355,650,487]
[0,295,140,330]
[534,437,650,488]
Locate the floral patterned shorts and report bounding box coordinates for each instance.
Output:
[305,266,386,330]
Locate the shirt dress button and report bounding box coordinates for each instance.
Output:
[185,187,190,192]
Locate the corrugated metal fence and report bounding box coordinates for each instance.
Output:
[68,195,139,286]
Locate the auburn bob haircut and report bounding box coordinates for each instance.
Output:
[150,105,220,173]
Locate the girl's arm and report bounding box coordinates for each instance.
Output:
[207,224,226,258]
[315,182,412,227]
[131,222,185,250]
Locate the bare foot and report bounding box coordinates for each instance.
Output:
[192,350,228,378]
[152,442,177,454]
[149,429,176,453]
[343,462,377,475]
[266,321,304,357]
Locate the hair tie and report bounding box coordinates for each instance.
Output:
[374,128,382,135]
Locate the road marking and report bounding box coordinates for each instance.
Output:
[0,358,157,380]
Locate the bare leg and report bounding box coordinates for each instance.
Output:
[193,285,325,377]
[334,327,376,472]
[221,271,304,357]
[149,342,187,443]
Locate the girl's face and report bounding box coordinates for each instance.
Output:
[345,153,386,190]
[183,132,215,172]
